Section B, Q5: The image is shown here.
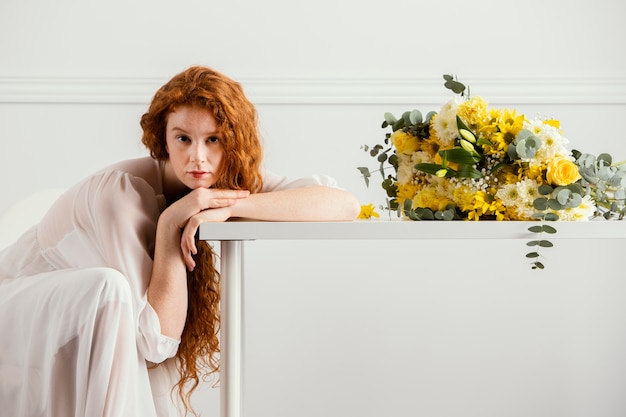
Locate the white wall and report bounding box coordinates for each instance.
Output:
[1,0,626,416]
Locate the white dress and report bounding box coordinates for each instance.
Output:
[0,156,335,417]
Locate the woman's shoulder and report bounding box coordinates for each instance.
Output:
[96,157,163,193]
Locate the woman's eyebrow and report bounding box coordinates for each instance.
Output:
[169,126,221,135]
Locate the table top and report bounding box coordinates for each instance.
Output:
[198,219,626,241]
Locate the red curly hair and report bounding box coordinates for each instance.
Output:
[140,66,264,414]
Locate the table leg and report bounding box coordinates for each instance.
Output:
[220,240,244,417]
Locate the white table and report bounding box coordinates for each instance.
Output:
[198,219,626,417]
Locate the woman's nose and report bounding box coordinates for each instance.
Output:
[190,143,208,163]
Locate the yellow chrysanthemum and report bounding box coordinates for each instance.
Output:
[494,163,521,185]
[358,203,380,219]
[518,164,546,184]
[395,182,420,208]
[482,108,526,156]
[451,184,475,212]
[457,96,489,132]
[412,186,453,212]
[466,191,506,221]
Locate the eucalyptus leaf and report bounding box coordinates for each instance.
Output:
[384,112,397,125]
[544,213,559,221]
[538,184,553,195]
[533,198,548,211]
[526,252,540,258]
[598,153,612,165]
[415,208,435,220]
[357,167,371,187]
[548,198,564,210]
[542,225,557,234]
[409,109,423,125]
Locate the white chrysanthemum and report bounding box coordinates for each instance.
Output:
[433,97,464,147]
[396,153,415,185]
[411,150,433,165]
[496,178,539,219]
[555,195,596,221]
[524,119,570,165]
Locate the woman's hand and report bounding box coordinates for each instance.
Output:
[165,188,249,271]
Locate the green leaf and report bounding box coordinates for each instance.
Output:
[538,184,553,195]
[439,148,482,165]
[548,198,564,210]
[357,167,371,187]
[544,213,559,221]
[384,112,397,125]
[382,177,398,198]
[538,240,554,248]
[415,208,435,220]
[533,198,548,211]
[598,153,612,165]
[425,111,437,123]
[542,225,557,234]
[532,262,545,270]
[528,226,543,233]
[414,163,455,177]
[526,252,540,258]
[409,109,423,125]
[455,165,484,179]
[444,79,466,94]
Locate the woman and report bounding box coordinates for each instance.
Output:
[0,66,360,416]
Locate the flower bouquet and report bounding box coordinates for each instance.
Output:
[358,75,626,268]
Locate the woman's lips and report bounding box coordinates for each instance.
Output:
[189,171,210,179]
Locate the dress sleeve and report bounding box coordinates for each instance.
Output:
[71,170,179,363]
[261,169,340,192]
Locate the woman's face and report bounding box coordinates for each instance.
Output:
[165,105,225,190]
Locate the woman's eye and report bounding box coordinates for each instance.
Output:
[177,135,190,143]
[208,136,220,144]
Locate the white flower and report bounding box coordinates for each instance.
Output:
[496,178,539,219]
[524,119,570,165]
[433,97,464,147]
[396,154,415,185]
[555,195,596,221]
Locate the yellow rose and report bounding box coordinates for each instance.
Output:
[390,131,419,155]
[546,156,581,186]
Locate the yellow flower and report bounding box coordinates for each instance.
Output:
[457,96,489,132]
[467,191,506,221]
[396,182,420,207]
[390,130,420,155]
[546,156,581,186]
[412,186,453,211]
[358,203,380,219]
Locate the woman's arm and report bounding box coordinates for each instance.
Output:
[179,185,360,272]
[148,188,250,340]
[230,185,361,221]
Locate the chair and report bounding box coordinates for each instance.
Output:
[0,188,66,251]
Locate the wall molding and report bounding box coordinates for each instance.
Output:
[1,76,625,105]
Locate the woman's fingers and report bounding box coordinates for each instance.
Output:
[180,207,233,271]
[181,219,198,271]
